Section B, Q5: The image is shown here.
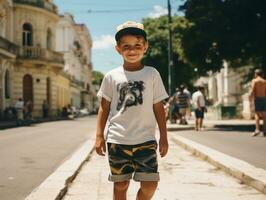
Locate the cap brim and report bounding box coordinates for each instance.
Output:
[115,27,147,42]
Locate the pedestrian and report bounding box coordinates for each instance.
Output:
[192,85,207,131]
[171,87,180,123]
[42,100,49,118]
[183,84,192,119]
[249,69,266,137]
[24,100,33,125]
[176,84,190,125]
[15,98,24,126]
[95,21,169,200]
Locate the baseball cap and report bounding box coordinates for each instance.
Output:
[115,21,147,42]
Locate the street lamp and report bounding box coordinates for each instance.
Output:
[167,0,173,95]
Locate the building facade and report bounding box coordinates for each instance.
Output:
[0,0,94,119]
[0,0,17,119]
[199,61,251,119]
[12,0,64,117]
[56,13,93,111]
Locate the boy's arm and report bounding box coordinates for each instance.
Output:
[153,101,168,157]
[95,97,111,156]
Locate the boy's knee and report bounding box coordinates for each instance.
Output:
[114,181,130,192]
[140,181,158,194]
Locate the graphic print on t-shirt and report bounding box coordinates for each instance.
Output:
[117,80,145,113]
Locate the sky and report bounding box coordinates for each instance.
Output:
[53,0,183,74]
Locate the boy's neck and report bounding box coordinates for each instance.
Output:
[123,62,144,71]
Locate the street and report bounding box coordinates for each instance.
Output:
[63,132,266,200]
[0,116,97,200]
[1,117,266,200]
[174,128,266,169]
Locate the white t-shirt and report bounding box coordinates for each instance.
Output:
[15,101,24,109]
[97,66,168,145]
[192,91,205,108]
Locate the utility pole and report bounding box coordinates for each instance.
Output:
[167,0,173,95]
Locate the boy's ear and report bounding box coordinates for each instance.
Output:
[115,45,122,54]
[144,42,149,53]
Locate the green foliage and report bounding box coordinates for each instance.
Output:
[180,0,266,74]
[92,70,104,85]
[142,16,195,94]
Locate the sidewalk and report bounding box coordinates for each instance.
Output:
[62,134,266,200]
[25,119,266,200]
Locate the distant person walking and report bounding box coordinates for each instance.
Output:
[249,69,266,137]
[192,86,206,131]
[176,84,190,125]
[15,98,24,126]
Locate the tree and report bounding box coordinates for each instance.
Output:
[92,70,104,86]
[142,16,195,94]
[180,0,266,74]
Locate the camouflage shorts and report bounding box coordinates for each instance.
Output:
[107,140,159,182]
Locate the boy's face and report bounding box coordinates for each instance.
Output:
[115,35,148,65]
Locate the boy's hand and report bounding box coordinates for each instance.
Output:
[159,138,168,157]
[95,136,106,156]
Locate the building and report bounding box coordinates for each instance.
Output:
[0,0,18,119]
[197,61,251,119]
[0,0,94,119]
[11,0,64,117]
[56,13,94,111]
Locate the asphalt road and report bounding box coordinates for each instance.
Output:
[173,128,266,170]
[0,116,97,200]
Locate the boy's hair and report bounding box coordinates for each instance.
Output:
[115,21,147,43]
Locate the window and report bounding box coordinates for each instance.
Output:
[47,28,52,50]
[23,23,33,46]
[0,17,3,37]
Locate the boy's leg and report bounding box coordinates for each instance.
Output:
[132,141,159,199]
[107,143,135,199]
[136,181,158,200]
[113,181,130,200]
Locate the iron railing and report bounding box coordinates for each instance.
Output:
[18,46,64,64]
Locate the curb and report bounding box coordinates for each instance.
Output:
[167,124,195,132]
[171,135,266,194]
[25,139,95,200]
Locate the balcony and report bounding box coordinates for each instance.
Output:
[18,46,64,66]
[13,0,58,14]
[0,36,18,56]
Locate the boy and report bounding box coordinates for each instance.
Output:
[95,21,169,200]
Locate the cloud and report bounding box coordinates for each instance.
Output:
[93,35,116,50]
[148,5,168,18]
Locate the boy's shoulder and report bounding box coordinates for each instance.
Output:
[104,66,123,77]
[104,66,160,79]
[144,66,157,72]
